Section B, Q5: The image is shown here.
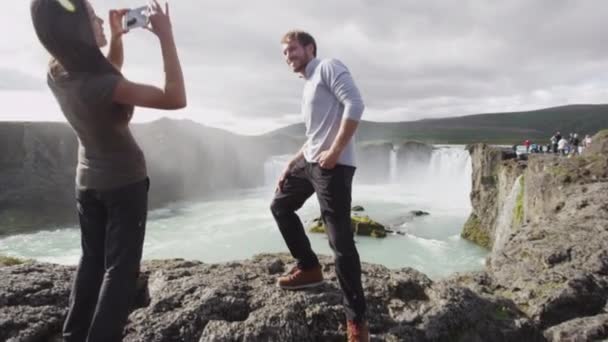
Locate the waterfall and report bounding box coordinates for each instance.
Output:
[263,146,472,199]
[389,146,398,183]
[492,175,523,253]
[425,146,472,195]
[264,155,292,187]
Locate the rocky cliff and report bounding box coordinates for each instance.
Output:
[462,130,608,340]
[0,254,542,342]
[461,144,525,249]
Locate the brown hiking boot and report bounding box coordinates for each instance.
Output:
[347,320,369,342]
[276,264,324,290]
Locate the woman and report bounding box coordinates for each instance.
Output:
[30,0,186,341]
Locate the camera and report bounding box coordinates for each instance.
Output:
[123,6,150,30]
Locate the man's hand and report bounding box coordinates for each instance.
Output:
[276,163,293,193]
[276,158,299,193]
[276,168,289,194]
[317,149,340,169]
[109,9,129,40]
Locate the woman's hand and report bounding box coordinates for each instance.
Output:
[146,0,173,40]
[109,9,129,40]
[112,0,186,111]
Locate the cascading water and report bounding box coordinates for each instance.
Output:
[492,175,523,253]
[262,145,473,209]
[389,147,398,183]
[427,147,471,183]
[264,155,292,187]
[425,146,473,199]
[264,146,472,190]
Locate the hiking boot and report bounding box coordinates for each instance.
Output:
[347,320,369,342]
[277,264,324,290]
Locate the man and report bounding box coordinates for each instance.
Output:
[554,131,562,154]
[558,136,568,155]
[270,30,368,342]
[572,133,581,155]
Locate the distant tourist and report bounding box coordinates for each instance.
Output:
[555,131,562,154]
[31,0,186,341]
[550,134,557,153]
[582,134,593,153]
[524,139,532,152]
[530,143,539,153]
[271,30,369,341]
[572,133,581,155]
[558,137,568,156]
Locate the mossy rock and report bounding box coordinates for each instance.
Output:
[461,214,491,249]
[0,255,26,266]
[309,218,326,234]
[410,210,430,217]
[354,215,388,238]
[308,215,388,238]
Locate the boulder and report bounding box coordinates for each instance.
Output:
[309,215,389,238]
[352,205,365,212]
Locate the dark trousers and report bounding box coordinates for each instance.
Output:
[63,178,149,342]
[270,159,366,322]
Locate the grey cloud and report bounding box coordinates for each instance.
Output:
[3,0,607,131]
[0,69,43,91]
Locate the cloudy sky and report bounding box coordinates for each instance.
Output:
[2,1,607,134]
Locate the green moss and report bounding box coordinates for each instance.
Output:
[519,249,533,259]
[0,255,25,266]
[512,176,525,228]
[548,165,568,178]
[493,306,512,321]
[534,281,564,298]
[481,175,497,186]
[370,229,387,238]
[308,215,388,238]
[309,218,325,233]
[461,214,491,249]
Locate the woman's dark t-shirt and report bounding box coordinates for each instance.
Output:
[48,71,147,190]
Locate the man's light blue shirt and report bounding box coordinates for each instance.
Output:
[301,58,365,167]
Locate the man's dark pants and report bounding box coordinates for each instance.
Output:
[63,178,149,342]
[270,158,366,322]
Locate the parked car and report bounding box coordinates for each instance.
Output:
[515,145,529,160]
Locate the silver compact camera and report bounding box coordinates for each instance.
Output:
[122,6,151,30]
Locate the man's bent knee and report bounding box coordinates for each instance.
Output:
[270,198,298,217]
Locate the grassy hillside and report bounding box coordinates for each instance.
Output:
[265,104,608,144]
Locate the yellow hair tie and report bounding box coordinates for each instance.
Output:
[56,0,76,12]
